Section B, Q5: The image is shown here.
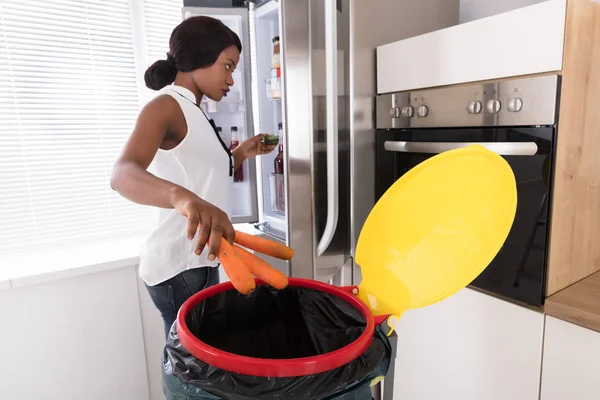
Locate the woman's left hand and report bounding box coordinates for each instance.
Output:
[239,134,276,158]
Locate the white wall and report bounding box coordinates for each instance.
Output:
[0,267,150,400]
[460,0,547,23]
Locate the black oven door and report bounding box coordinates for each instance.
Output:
[375,127,555,307]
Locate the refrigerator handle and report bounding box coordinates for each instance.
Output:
[316,0,339,257]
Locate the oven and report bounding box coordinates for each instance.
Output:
[375,75,560,307]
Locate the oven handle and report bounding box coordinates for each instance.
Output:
[383,141,539,156]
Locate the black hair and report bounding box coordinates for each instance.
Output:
[144,16,242,91]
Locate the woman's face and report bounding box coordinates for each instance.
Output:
[192,45,240,102]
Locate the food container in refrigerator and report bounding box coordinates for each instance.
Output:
[268,173,285,213]
[265,78,281,100]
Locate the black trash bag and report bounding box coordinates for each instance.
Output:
[163,285,391,400]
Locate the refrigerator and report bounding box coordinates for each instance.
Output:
[181,0,460,285]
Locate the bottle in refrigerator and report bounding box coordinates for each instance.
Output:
[229,126,239,150]
[268,36,281,100]
[274,123,284,175]
[229,126,244,182]
[271,36,280,69]
[272,123,285,212]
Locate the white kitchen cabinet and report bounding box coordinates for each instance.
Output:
[377,0,566,93]
[392,288,544,400]
[540,316,600,400]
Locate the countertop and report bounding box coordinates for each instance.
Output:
[545,271,600,333]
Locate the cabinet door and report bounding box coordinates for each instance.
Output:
[392,288,544,400]
[541,316,600,400]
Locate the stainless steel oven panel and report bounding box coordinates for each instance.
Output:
[376,75,559,129]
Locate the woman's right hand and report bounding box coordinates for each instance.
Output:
[170,187,235,261]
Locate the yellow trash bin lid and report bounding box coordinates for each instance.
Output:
[355,145,517,330]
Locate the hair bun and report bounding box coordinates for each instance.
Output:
[144,59,178,90]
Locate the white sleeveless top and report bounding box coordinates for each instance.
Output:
[139,85,233,286]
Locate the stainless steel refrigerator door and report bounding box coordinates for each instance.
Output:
[281,0,351,282]
[181,6,259,225]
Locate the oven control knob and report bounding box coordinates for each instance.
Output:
[401,106,414,118]
[468,101,482,114]
[486,99,501,113]
[390,107,401,118]
[417,105,428,117]
[507,98,523,112]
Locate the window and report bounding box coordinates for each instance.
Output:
[142,0,184,65]
[0,0,182,260]
[138,0,184,103]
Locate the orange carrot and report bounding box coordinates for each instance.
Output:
[234,245,289,290]
[233,230,294,260]
[218,239,256,295]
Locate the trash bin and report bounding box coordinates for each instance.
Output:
[162,279,393,400]
[161,145,520,400]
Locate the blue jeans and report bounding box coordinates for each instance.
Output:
[146,267,220,339]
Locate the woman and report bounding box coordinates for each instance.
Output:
[111,16,275,337]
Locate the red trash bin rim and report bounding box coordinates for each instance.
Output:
[176,278,375,377]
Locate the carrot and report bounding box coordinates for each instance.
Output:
[234,245,289,290]
[233,230,294,260]
[218,238,256,295]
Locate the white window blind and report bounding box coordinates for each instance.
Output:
[0,0,148,257]
[142,0,183,66]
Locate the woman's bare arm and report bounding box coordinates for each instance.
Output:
[110,96,181,207]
